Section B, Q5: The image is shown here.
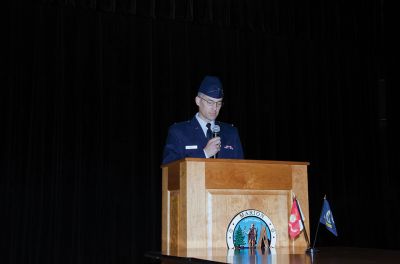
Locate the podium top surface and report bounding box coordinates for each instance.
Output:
[161,158,310,168]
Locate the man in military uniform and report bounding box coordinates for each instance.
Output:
[162,75,244,165]
[248,224,257,248]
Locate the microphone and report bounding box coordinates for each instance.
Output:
[212,125,220,159]
[212,125,220,138]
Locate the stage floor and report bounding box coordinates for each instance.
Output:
[145,247,400,264]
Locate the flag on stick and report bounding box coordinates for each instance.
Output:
[288,197,303,239]
[308,195,338,254]
[319,198,338,236]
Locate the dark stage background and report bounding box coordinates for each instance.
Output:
[3,1,392,263]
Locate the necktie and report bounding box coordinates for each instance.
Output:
[206,123,212,139]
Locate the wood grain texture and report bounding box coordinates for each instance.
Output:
[206,162,292,190]
[161,167,169,251]
[169,191,179,252]
[185,161,207,248]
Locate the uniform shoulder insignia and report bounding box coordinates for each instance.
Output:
[172,120,189,127]
[218,121,235,127]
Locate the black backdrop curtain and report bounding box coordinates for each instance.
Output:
[3,0,391,263]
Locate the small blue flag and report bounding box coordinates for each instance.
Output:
[319,199,338,236]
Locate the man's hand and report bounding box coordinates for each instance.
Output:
[204,137,221,158]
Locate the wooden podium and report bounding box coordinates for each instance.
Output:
[161,158,310,253]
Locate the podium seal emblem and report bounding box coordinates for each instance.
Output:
[226,209,277,249]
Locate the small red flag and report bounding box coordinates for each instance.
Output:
[288,198,303,239]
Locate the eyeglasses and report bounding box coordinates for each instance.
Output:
[198,96,223,108]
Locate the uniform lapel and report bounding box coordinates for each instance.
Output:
[190,116,208,145]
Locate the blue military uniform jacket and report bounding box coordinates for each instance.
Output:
[162,116,244,165]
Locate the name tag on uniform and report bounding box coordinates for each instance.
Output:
[185,145,198,150]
